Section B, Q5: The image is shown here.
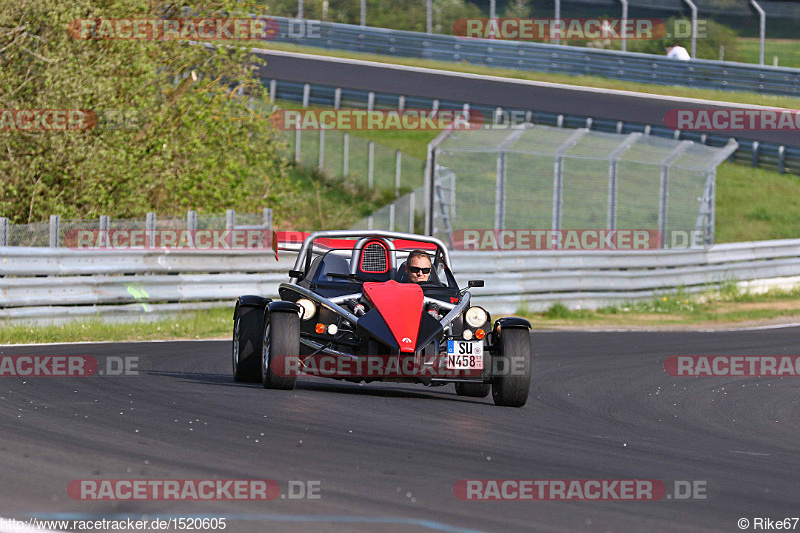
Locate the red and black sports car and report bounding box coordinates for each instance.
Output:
[232,230,532,407]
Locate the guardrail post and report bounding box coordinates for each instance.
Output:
[398,95,406,112]
[302,83,310,108]
[495,107,503,125]
[360,0,366,26]
[389,203,395,231]
[319,128,325,169]
[616,121,623,134]
[778,145,785,174]
[99,215,110,247]
[343,132,350,176]
[751,141,760,167]
[368,141,375,189]
[226,209,236,230]
[367,92,375,111]
[0,217,8,247]
[145,212,156,248]
[431,99,439,113]
[49,215,60,248]
[298,0,303,19]
[186,210,197,232]
[269,80,277,103]
[334,88,341,110]
[557,115,564,128]
[295,128,301,162]
[395,150,402,197]
[368,215,373,230]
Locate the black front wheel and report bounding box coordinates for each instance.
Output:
[261,311,300,390]
[491,328,532,407]
[232,305,264,383]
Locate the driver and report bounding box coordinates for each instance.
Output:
[404,249,432,283]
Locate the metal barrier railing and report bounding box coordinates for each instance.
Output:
[2,239,799,319]
[266,16,800,97]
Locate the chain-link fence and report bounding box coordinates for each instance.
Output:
[279,127,426,198]
[0,210,272,248]
[428,124,739,249]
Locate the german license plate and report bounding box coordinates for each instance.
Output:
[446,341,484,370]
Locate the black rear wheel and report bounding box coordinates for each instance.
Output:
[232,305,264,383]
[491,328,532,407]
[261,311,300,390]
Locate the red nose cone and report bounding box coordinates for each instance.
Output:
[363,281,423,353]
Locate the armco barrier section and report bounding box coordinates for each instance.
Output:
[267,17,800,97]
[1,239,799,319]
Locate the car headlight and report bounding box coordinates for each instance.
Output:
[297,298,317,321]
[465,306,488,328]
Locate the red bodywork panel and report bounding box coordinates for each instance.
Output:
[363,281,423,353]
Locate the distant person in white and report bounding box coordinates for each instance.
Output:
[666,44,691,60]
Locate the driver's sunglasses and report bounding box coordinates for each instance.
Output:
[408,266,431,274]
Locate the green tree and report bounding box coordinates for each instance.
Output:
[0,0,294,223]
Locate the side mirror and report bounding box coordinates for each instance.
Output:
[289,269,304,279]
[468,280,484,288]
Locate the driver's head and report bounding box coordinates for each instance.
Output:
[405,250,432,283]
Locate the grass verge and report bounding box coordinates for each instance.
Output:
[520,284,800,329]
[0,307,233,345]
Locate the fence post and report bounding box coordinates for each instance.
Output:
[368,215,374,230]
[269,80,277,103]
[389,203,395,232]
[302,83,310,108]
[263,208,273,232]
[368,141,375,189]
[395,150,402,197]
[186,210,197,232]
[0,217,8,247]
[145,212,156,248]
[409,192,416,233]
[226,209,236,230]
[295,128,301,162]
[778,145,785,174]
[49,214,60,248]
[495,152,506,230]
[319,128,325,170]
[343,132,350,177]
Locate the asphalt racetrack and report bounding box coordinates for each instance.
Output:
[1,329,798,532]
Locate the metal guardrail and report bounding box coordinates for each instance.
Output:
[267,17,800,97]
[2,239,799,320]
